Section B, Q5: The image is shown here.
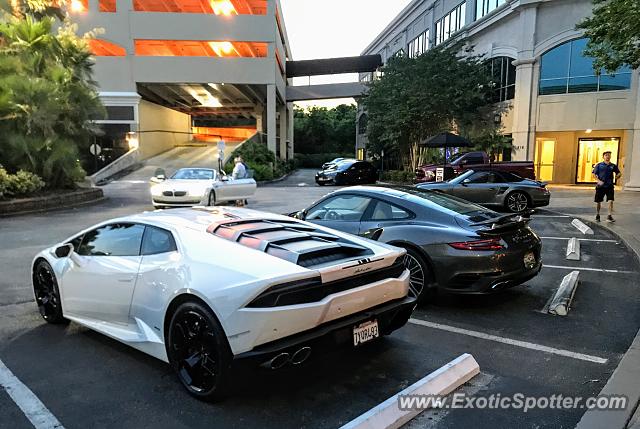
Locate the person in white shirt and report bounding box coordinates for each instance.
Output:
[232,156,247,180]
[231,157,248,207]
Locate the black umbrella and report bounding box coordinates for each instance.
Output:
[419,133,473,181]
[419,132,472,148]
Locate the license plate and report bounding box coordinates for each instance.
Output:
[353,320,379,346]
[524,251,536,269]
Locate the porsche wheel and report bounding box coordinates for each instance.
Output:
[400,247,435,305]
[505,191,530,213]
[207,191,216,207]
[32,260,68,324]
[167,301,232,401]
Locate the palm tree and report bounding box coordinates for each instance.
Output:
[0,3,105,188]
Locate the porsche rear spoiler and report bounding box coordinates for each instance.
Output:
[470,210,534,235]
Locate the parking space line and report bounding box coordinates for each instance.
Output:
[544,264,635,274]
[0,358,64,429]
[541,236,619,243]
[532,215,571,218]
[408,318,608,364]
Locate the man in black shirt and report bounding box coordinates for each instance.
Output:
[592,151,621,222]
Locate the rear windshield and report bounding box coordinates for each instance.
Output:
[400,188,495,216]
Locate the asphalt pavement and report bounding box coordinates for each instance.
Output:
[0,170,639,429]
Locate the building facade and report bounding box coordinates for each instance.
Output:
[357,0,640,190]
[70,0,293,172]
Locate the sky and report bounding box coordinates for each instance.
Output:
[280,0,413,109]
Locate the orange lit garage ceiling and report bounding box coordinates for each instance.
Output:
[132,0,267,14]
[88,39,126,56]
[135,40,267,57]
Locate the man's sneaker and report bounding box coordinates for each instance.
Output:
[595,215,601,222]
[607,215,615,223]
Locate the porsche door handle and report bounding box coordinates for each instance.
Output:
[117,276,135,283]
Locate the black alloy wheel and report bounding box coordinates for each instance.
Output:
[33,260,68,324]
[167,301,231,401]
[207,191,216,206]
[505,191,529,213]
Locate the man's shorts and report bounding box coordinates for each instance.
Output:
[595,186,615,202]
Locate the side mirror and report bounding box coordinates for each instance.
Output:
[54,243,74,258]
[462,179,471,186]
[294,210,307,220]
[221,175,229,182]
[361,227,383,241]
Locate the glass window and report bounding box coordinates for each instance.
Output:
[306,195,372,222]
[539,38,632,95]
[467,171,491,183]
[435,2,466,45]
[540,42,570,80]
[476,0,506,19]
[78,223,145,257]
[370,201,411,221]
[487,57,516,102]
[69,235,84,252]
[141,226,177,255]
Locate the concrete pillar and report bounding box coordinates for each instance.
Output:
[267,84,277,154]
[510,5,538,161]
[287,102,294,160]
[511,59,536,161]
[623,88,640,191]
[279,105,287,160]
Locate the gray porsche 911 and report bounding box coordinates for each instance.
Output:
[417,170,551,213]
[290,186,542,303]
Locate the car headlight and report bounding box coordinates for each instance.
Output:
[151,186,162,197]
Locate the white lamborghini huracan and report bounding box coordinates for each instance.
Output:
[32,207,415,400]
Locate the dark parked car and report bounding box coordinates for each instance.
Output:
[414,151,536,183]
[322,157,352,170]
[417,170,551,213]
[315,160,378,186]
[291,186,542,302]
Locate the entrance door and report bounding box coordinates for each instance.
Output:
[576,138,620,183]
[534,139,556,182]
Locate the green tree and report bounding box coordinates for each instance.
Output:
[294,104,356,155]
[0,3,105,188]
[577,0,640,72]
[362,42,505,170]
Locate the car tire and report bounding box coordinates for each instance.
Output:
[505,191,530,213]
[166,300,232,402]
[398,247,435,305]
[207,191,216,207]
[32,259,69,324]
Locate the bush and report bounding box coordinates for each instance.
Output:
[0,168,46,199]
[225,140,295,182]
[380,170,415,184]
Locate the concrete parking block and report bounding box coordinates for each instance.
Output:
[548,271,580,316]
[572,219,594,235]
[339,354,479,429]
[566,237,581,261]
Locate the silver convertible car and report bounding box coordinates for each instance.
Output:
[150,168,256,208]
[417,169,551,212]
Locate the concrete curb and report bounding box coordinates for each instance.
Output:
[339,354,480,429]
[0,189,105,217]
[566,237,581,260]
[572,219,594,235]
[257,170,296,186]
[548,271,580,316]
